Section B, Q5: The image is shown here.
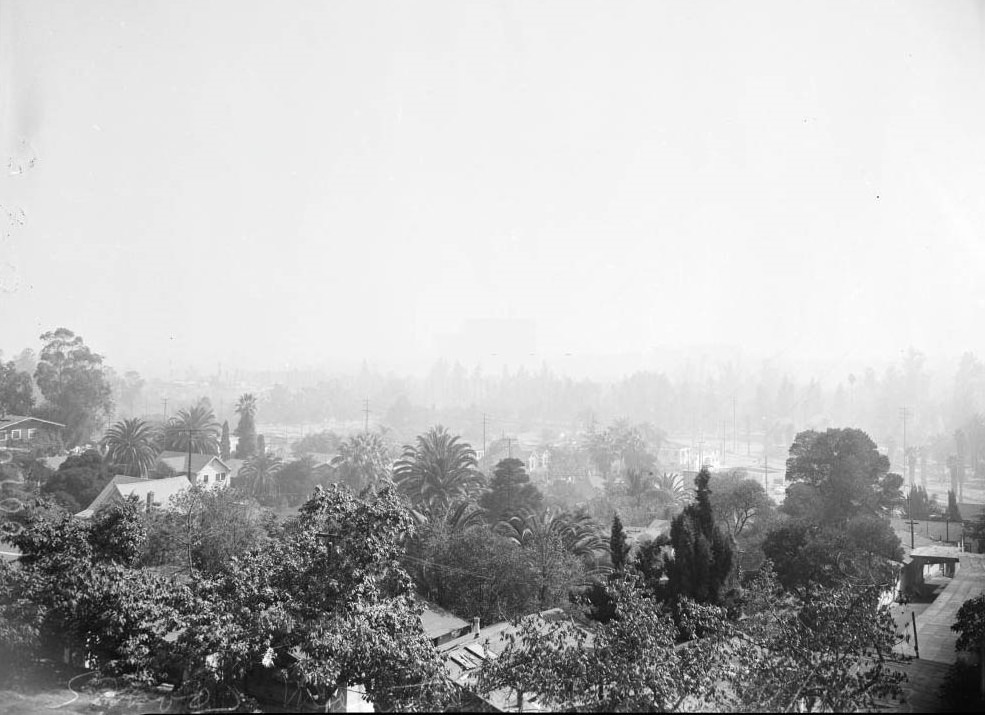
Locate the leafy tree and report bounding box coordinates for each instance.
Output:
[953,595,985,697]
[784,428,903,524]
[172,485,453,710]
[330,431,392,492]
[479,457,543,524]
[88,494,146,566]
[102,417,160,477]
[477,578,730,711]
[233,392,258,458]
[219,420,231,460]
[609,513,630,573]
[666,468,735,605]
[0,360,34,415]
[292,430,342,456]
[33,328,114,446]
[498,508,603,608]
[165,403,220,455]
[413,525,536,623]
[726,566,907,712]
[393,425,482,512]
[240,451,284,504]
[966,508,985,554]
[583,429,615,478]
[622,468,655,507]
[40,449,112,513]
[142,485,272,575]
[711,471,774,539]
[116,369,144,417]
[2,498,192,680]
[762,516,902,597]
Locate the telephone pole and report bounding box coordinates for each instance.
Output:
[483,413,487,455]
[732,395,737,454]
[902,406,915,549]
[363,398,370,433]
[162,397,169,420]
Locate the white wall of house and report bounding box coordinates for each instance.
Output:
[194,459,230,489]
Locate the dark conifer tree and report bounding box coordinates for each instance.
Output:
[610,513,630,573]
[220,421,231,461]
[667,468,735,605]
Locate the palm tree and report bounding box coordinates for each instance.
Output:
[410,498,486,536]
[497,507,606,559]
[497,507,607,606]
[330,432,392,492]
[235,393,258,419]
[240,451,284,501]
[102,418,160,477]
[165,404,221,455]
[393,425,482,512]
[652,472,687,518]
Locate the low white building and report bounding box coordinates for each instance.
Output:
[157,451,232,489]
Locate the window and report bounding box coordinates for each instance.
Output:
[27,428,37,439]
[203,474,209,484]
[0,431,6,440]
[217,472,226,481]
[10,430,21,440]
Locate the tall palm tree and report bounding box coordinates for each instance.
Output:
[165,404,221,455]
[330,432,392,492]
[102,418,160,477]
[235,393,258,419]
[240,451,284,501]
[393,425,482,512]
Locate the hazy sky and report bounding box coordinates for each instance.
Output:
[2,1,984,377]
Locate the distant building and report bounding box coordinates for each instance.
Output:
[657,441,692,470]
[0,415,65,454]
[75,475,192,519]
[156,451,232,489]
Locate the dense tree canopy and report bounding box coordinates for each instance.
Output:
[33,328,114,446]
[40,449,113,513]
[784,428,904,524]
[666,468,736,606]
[479,457,543,525]
[0,360,34,415]
[233,393,258,459]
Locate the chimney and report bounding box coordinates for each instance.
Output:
[472,617,480,637]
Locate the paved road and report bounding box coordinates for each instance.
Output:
[911,552,985,664]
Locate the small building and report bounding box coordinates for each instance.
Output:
[657,442,692,470]
[75,475,192,519]
[156,451,232,489]
[0,414,66,454]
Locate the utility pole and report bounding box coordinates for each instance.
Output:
[902,406,915,550]
[722,419,727,461]
[746,415,751,456]
[507,436,512,459]
[162,397,169,420]
[732,395,737,454]
[363,398,370,433]
[483,413,487,455]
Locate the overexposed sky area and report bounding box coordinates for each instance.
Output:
[1,0,984,376]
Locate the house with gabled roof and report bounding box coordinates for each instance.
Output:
[75,474,192,519]
[156,451,231,489]
[0,414,65,454]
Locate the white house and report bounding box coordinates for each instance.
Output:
[156,451,232,489]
